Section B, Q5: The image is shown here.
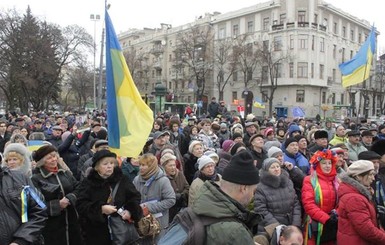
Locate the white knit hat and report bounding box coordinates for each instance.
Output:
[160,153,176,166]
[347,160,374,177]
[188,140,203,154]
[197,155,214,171]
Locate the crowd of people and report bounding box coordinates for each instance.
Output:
[1,107,385,245]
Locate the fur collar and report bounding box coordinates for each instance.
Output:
[87,167,123,187]
[260,170,289,188]
[339,173,372,200]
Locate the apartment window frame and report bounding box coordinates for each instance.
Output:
[274,36,282,51]
[298,11,306,22]
[263,17,270,31]
[320,64,324,79]
[296,90,305,103]
[298,62,308,78]
[247,21,254,33]
[289,62,294,78]
[320,37,325,52]
[290,35,294,49]
[232,24,239,36]
[299,35,308,49]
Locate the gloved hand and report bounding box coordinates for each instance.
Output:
[329,209,338,222]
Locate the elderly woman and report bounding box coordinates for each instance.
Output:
[302,149,339,245]
[31,145,82,245]
[337,160,385,244]
[2,143,31,176]
[160,152,189,222]
[183,140,204,184]
[77,149,143,245]
[189,155,221,207]
[133,153,176,244]
[254,158,302,235]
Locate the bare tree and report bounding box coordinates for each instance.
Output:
[65,64,93,110]
[124,47,151,93]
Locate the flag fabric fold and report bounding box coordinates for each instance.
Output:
[339,26,376,88]
[105,10,153,157]
[253,97,265,109]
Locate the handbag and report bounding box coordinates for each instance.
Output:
[108,181,140,245]
[136,213,161,238]
[311,219,337,243]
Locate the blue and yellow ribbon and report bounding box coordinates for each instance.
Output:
[21,186,46,223]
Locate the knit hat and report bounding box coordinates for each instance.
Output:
[204,150,219,163]
[264,128,274,137]
[284,137,298,149]
[268,146,283,158]
[33,145,57,162]
[222,151,259,185]
[314,130,328,139]
[347,160,374,177]
[262,157,280,171]
[288,124,301,135]
[222,140,235,153]
[95,140,109,148]
[230,142,247,156]
[188,140,203,154]
[220,123,227,129]
[232,132,243,140]
[197,155,215,171]
[249,134,264,144]
[160,153,176,166]
[371,139,385,156]
[264,140,281,152]
[92,149,117,168]
[358,151,381,160]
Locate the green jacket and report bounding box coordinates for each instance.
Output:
[192,181,257,245]
[329,135,346,146]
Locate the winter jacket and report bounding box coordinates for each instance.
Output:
[208,102,220,118]
[77,151,93,180]
[183,153,199,185]
[31,165,82,245]
[329,135,345,146]
[0,168,47,245]
[346,141,368,161]
[166,170,189,222]
[284,151,310,175]
[337,173,385,244]
[189,174,221,207]
[217,150,231,174]
[254,171,302,232]
[77,167,142,245]
[248,147,268,170]
[133,168,176,241]
[121,160,139,183]
[191,181,259,244]
[57,133,81,175]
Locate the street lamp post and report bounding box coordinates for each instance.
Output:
[154,82,167,116]
[90,14,100,109]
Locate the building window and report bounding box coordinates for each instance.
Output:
[342,26,346,37]
[332,69,336,82]
[314,14,318,23]
[232,91,238,101]
[296,90,305,103]
[333,45,337,59]
[298,11,306,22]
[169,54,172,61]
[320,64,324,79]
[233,71,238,81]
[233,24,239,36]
[320,37,325,52]
[263,40,269,51]
[322,91,326,104]
[280,14,286,24]
[219,27,225,39]
[350,50,354,59]
[276,63,282,78]
[263,17,270,30]
[332,93,336,104]
[341,93,344,104]
[247,21,254,33]
[289,62,294,78]
[311,35,315,50]
[350,30,354,41]
[311,63,314,78]
[333,22,337,34]
[262,66,268,83]
[247,67,253,81]
[342,48,345,62]
[169,81,172,89]
[290,35,294,49]
[359,33,362,43]
[298,62,308,78]
[299,35,308,49]
[274,36,282,51]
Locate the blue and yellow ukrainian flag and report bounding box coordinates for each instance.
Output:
[339,26,376,88]
[253,97,265,109]
[105,10,153,157]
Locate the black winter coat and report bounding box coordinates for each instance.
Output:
[183,153,199,185]
[77,167,142,245]
[31,166,82,245]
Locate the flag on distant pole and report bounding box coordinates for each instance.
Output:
[253,97,265,109]
[339,26,376,88]
[105,9,153,157]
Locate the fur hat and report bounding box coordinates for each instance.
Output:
[222,140,235,153]
[92,150,117,168]
[3,143,31,175]
[262,157,280,171]
[314,130,328,140]
[268,146,283,158]
[347,160,374,177]
[222,150,259,185]
[197,155,215,171]
[188,140,203,154]
[33,145,57,162]
[160,153,176,166]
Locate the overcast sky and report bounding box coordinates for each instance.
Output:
[2,0,384,53]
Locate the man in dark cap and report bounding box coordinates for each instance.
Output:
[361,130,374,150]
[308,130,329,154]
[47,125,63,149]
[346,130,368,161]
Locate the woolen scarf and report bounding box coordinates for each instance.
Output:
[141,163,159,180]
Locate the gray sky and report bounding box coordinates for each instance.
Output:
[2,0,384,53]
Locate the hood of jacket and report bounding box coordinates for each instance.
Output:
[338,172,372,200]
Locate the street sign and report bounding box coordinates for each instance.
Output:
[197,100,203,108]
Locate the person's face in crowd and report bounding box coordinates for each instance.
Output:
[16,120,25,127]
[362,135,373,145]
[12,128,21,135]
[299,119,306,127]
[43,152,59,168]
[172,124,179,133]
[139,162,149,175]
[371,130,378,137]
[96,145,109,151]
[34,122,43,129]
[325,122,332,128]
[192,144,204,158]
[234,136,243,143]
[275,153,284,164]
[239,184,257,207]
[154,135,166,147]
[164,160,177,176]
[153,122,161,131]
[246,125,256,135]
[336,153,345,167]
[380,127,385,134]
[20,128,28,137]
[315,137,328,148]
[188,120,195,126]
[356,170,376,187]
[320,159,332,174]
[371,159,381,174]
[266,132,274,140]
[277,129,285,137]
[96,157,115,178]
[202,123,211,132]
[268,162,281,176]
[191,127,198,135]
[279,229,303,245]
[5,152,23,170]
[201,162,215,176]
[60,123,68,131]
[251,136,264,149]
[348,135,360,145]
[93,125,101,133]
[56,117,63,124]
[164,134,170,142]
[0,123,6,134]
[297,138,307,150]
[286,142,299,155]
[52,129,62,137]
[291,131,301,137]
[336,126,345,137]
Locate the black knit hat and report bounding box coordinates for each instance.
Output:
[222,151,259,185]
[314,130,328,140]
[92,149,117,167]
[230,142,246,156]
[284,137,298,149]
[358,151,381,160]
[33,145,57,162]
[232,132,243,141]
